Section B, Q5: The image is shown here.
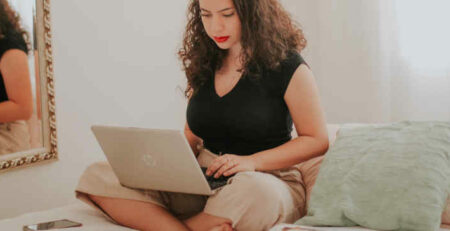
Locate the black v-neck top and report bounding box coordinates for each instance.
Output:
[186,50,307,155]
[0,32,29,103]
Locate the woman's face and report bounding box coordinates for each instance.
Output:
[199,0,242,51]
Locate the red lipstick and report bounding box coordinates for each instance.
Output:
[214,36,229,43]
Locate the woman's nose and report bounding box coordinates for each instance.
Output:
[211,16,225,33]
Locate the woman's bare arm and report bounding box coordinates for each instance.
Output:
[250,64,329,171]
[0,49,33,122]
[184,92,203,157]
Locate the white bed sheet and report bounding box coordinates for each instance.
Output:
[270,223,450,231]
[0,201,134,231]
[1,200,448,231]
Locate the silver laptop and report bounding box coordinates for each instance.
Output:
[91,125,217,195]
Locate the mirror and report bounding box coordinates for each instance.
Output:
[0,0,57,172]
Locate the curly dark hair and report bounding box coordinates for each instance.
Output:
[178,0,307,98]
[0,0,30,51]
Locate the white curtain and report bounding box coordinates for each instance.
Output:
[282,0,450,123]
[388,0,450,121]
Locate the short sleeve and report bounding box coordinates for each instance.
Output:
[279,50,308,96]
[0,32,29,61]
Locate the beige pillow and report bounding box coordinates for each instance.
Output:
[292,124,340,145]
[325,124,340,145]
[298,124,450,226]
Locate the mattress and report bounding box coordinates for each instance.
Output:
[1,200,448,231]
[0,201,134,231]
[270,223,450,231]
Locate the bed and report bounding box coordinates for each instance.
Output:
[270,223,450,231]
[0,200,448,231]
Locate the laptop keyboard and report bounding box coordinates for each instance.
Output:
[200,167,234,190]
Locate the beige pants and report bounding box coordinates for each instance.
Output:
[75,147,307,231]
[0,120,30,155]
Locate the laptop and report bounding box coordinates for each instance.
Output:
[91,125,232,195]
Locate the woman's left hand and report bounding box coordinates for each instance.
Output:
[206,154,256,178]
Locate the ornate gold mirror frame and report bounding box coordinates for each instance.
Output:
[0,0,57,173]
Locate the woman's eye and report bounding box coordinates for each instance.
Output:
[200,13,234,18]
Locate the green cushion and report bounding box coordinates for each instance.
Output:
[295,121,450,230]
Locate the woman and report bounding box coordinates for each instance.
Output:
[0,0,33,155]
[76,0,329,230]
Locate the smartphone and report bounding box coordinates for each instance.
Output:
[23,219,82,231]
[282,226,319,231]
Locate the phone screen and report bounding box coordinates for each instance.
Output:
[23,219,82,230]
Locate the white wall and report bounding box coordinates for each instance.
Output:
[0,0,188,219]
[282,0,392,123]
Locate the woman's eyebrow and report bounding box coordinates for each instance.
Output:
[200,7,234,13]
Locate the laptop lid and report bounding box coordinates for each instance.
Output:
[91,125,213,195]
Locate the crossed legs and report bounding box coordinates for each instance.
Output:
[88,194,233,231]
[79,161,306,231]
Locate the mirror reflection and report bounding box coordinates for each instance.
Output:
[0,0,42,156]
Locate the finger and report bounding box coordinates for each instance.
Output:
[214,160,236,178]
[223,165,239,176]
[206,157,225,174]
[224,223,233,231]
[209,157,229,174]
[207,157,228,175]
[207,154,234,175]
[214,160,233,178]
[208,224,225,231]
